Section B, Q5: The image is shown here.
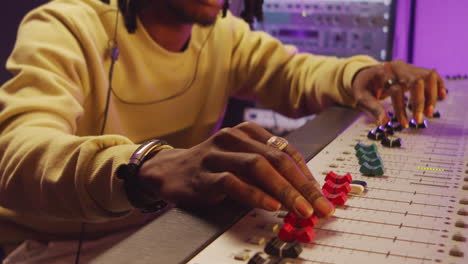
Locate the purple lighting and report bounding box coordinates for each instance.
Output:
[412,0,468,76]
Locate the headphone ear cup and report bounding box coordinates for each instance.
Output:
[222,0,230,17]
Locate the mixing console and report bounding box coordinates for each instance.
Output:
[187,80,468,264]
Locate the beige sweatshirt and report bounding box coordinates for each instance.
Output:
[0,0,377,246]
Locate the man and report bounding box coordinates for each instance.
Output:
[0,0,445,261]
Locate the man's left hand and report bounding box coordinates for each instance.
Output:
[351,60,447,127]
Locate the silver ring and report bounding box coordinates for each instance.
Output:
[384,79,398,90]
[267,136,289,151]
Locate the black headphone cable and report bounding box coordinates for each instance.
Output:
[74,1,120,263]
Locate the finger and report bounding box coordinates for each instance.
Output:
[390,84,409,127]
[212,172,282,212]
[437,74,447,100]
[236,122,316,181]
[355,91,389,125]
[379,62,397,99]
[410,79,425,123]
[233,123,334,217]
[204,150,315,218]
[424,71,438,117]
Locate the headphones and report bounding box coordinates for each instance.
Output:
[241,0,264,27]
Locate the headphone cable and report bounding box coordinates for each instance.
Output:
[75,2,120,263]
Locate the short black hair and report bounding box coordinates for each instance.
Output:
[118,0,139,33]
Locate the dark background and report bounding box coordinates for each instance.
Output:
[0,0,49,84]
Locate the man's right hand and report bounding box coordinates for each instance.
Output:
[138,122,335,218]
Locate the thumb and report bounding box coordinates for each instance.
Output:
[355,91,389,125]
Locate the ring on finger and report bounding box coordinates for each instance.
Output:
[384,79,399,90]
[266,136,289,151]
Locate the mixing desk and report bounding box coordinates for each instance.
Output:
[187,80,468,264]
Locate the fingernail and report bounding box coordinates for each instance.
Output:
[314,197,335,217]
[295,196,314,218]
[265,198,281,212]
[401,118,409,128]
[425,106,434,117]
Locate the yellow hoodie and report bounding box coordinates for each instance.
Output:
[0,0,377,246]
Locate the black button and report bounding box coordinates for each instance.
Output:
[376,126,385,134]
[248,252,268,264]
[393,123,403,131]
[264,237,302,259]
[385,127,395,135]
[392,138,402,147]
[409,119,428,129]
[368,130,384,140]
[381,136,402,148]
[418,120,428,129]
[381,136,391,147]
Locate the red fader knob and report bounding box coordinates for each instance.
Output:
[278,223,296,242]
[283,212,297,225]
[296,215,318,228]
[322,189,348,206]
[295,226,315,243]
[284,212,318,228]
[322,180,351,194]
[324,171,338,182]
[325,171,353,184]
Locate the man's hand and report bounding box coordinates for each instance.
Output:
[352,60,447,127]
[138,122,335,218]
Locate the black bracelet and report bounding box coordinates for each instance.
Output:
[117,139,172,213]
